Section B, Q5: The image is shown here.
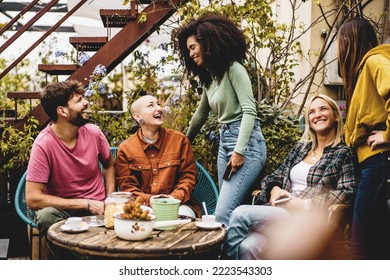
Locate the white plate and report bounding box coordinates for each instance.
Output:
[60,222,89,233]
[195,221,222,230]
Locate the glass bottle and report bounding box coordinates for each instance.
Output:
[104,192,132,228]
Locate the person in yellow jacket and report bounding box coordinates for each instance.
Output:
[338,17,390,259]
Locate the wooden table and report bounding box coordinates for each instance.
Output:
[47,219,226,259]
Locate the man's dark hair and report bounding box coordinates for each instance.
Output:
[40,80,85,122]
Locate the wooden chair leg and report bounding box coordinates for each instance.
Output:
[38,234,42,260]
[30,227,54,260]
[0,239,10,259]
[27,225,33,260]
[386,155,390,257]
[387,199,390,257]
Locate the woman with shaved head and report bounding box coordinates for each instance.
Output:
[116,95,200,217]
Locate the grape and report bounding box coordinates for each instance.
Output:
[121,196,151,220]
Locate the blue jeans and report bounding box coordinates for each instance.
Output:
[215,120,266,227]
[225,205,289,259]
[351,151,390,259]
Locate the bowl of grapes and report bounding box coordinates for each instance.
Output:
[114,197,191,241]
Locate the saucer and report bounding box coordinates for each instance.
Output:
[86,220,104,227]
[84,216,104,227]
[60,222,89,233]
[195,221,222,230]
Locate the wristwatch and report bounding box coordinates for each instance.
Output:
[303,199,311,210]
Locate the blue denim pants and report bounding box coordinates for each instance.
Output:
[225,205,289,259]
[351,151,390,259]
[215,120,266,227]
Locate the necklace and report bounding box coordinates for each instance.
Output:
[310,151,321,161]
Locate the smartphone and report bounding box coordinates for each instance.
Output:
[273,197,291,204]
[223,164,233,180]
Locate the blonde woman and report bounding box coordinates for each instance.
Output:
[224,94,358,259]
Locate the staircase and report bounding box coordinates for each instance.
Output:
[1,0,186,134]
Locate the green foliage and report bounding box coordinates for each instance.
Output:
[257,100,302,178]
[191,114,220,179]
[0,117,40,172]
[163,80,199,132]
[88,103,131,147]
[261,121,301,178]
[124,50,163,102]
[0,57,42,117]
[0,56,45,174]
[83,65,133,146]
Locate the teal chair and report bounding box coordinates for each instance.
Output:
[14,170,39,259]
[109,146,117,160]
[15,171,37,229]
[193,161,219,215]
[99,146,118,173]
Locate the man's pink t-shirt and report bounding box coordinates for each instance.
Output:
[27,123,110,201]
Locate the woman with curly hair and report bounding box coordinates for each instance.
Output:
[176,14,267,227]
[338,17,390,259]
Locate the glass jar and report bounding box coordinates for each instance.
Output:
[104,192,132,228]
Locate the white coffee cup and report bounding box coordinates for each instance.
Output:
[65,217,83,229]
[202,215,216,226]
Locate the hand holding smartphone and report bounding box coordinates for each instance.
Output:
[262,196,292,206]
[273,197,291,204]
[223,164,233,180]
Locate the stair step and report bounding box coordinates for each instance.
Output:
[100,9,137,27]
[69,36,108,51]
[0,109,16,118]
[38,64,79,75]
[7,91,41,99]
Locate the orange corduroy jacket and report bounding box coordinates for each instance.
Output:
[116,127,200,216]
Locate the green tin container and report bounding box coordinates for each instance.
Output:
[150,198,181,230]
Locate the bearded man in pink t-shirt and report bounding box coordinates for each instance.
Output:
[26,80,115,236]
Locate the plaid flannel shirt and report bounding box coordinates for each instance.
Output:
[260,141,358,210]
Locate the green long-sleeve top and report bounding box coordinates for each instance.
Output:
[186,61,258,155]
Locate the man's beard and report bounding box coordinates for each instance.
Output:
[70,111,90,127]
